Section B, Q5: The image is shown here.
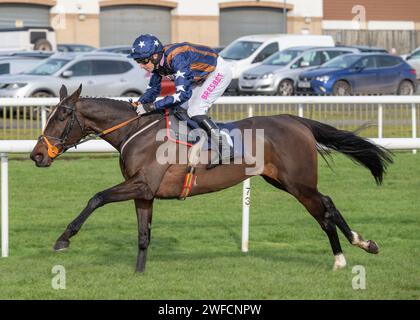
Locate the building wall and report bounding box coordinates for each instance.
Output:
[287,16,323,35]
[287,0,322,18]
[4,0,417,48]
[0,0,324,47]
[323,0,420,22]
[173,1,295,46]
[171,15,219,46]
[52,14,100,47]
[0,0,55,6]
[50,0,99,46]
[322,0,420,52]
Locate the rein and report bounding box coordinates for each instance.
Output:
[40,103,161,159]
[62,114,142,151]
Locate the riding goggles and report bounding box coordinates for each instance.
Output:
[135,57,151,65]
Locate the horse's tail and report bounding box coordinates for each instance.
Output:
[290,115,393,185]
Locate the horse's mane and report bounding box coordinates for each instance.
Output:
[81,97,134,113]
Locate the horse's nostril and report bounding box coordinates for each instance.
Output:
[34,154,43,163]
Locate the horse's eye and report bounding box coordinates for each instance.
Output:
[58,105,71,121]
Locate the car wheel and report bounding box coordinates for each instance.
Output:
[397,80,414,95]
[333,81,351,96]
[34,39,53,51]
[277,80,294,96]
[122,91,141,97]
[31,91,54,98]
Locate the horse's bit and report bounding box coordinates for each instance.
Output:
[39,105,84,159]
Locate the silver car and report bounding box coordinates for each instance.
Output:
[0,52,149,98]
[404,47,420,79]
[239,46,358,95]
[0,57,45,75]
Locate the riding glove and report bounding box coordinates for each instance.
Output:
[136,103,156,115]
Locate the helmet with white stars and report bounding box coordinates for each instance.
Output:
[127,34,163,61]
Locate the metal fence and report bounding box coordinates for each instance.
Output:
[0,96,419,140]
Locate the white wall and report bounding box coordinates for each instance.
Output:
[173,0,219,16]
[174,0,323,17]
[51,0,100,14]
[287,0,322,17]
[49,0,323,18]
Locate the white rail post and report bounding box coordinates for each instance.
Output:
[298,103,304,117]
[412,103,417,155]
[378,104,383,139]
[41,106,47,130]
[242,105,253,253]
[1,153,8,257]
[242,180,250,253]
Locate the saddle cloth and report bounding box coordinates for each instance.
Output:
[165,108,243,158]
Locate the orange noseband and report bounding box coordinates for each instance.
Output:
[41,136,63,159]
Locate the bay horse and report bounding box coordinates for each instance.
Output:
[30,85,393,272]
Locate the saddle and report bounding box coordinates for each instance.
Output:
[165,108,243,157]
[164,108,244,200]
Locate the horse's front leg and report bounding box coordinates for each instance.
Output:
[135,199,153,272]
[53,171,153,251]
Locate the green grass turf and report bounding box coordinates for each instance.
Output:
[0,152,419,299]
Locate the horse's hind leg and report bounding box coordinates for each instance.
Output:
[263,176,346,270]
[322,196,379,254]
[294,188,347,270]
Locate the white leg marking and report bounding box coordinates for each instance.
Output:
[333,253,347,271]
[351,231,369,250]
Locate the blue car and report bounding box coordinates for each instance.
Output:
[296,53,417,95]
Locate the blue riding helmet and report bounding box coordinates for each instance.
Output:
[127,34,163,60]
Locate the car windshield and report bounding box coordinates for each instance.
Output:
[24,58,70,75]
[263,49,303,66]
[220,41,262,60]
[322,55,361,69]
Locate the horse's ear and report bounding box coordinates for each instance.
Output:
[59,85,68,101]
[68,84,82,104]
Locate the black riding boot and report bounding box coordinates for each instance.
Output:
[191,114,234,169]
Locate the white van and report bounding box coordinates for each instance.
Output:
[219,34,335,94]
[0,27,57,52]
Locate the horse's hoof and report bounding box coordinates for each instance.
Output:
[332,253,347,271]
[366,240,379,254]
[135,268,145,273]
[53,240,70,251]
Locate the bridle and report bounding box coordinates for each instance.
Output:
[39,101,164,160]
[39,104,84,159]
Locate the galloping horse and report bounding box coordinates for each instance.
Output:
[30,85,393,272]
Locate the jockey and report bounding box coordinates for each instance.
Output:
[127,34,233,168]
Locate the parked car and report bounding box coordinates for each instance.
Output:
[340,45,388,53]
[0,50,52,75]
[239,46,358,95]
[219,34,335,94]
[403,47,420,79]
[296,53,417,95]
[0,57,46,75]
[96,45,132,55]
[57,44,96,53]
[0,50,53,58]
[0,52,149,98]
[0,26,56,51]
